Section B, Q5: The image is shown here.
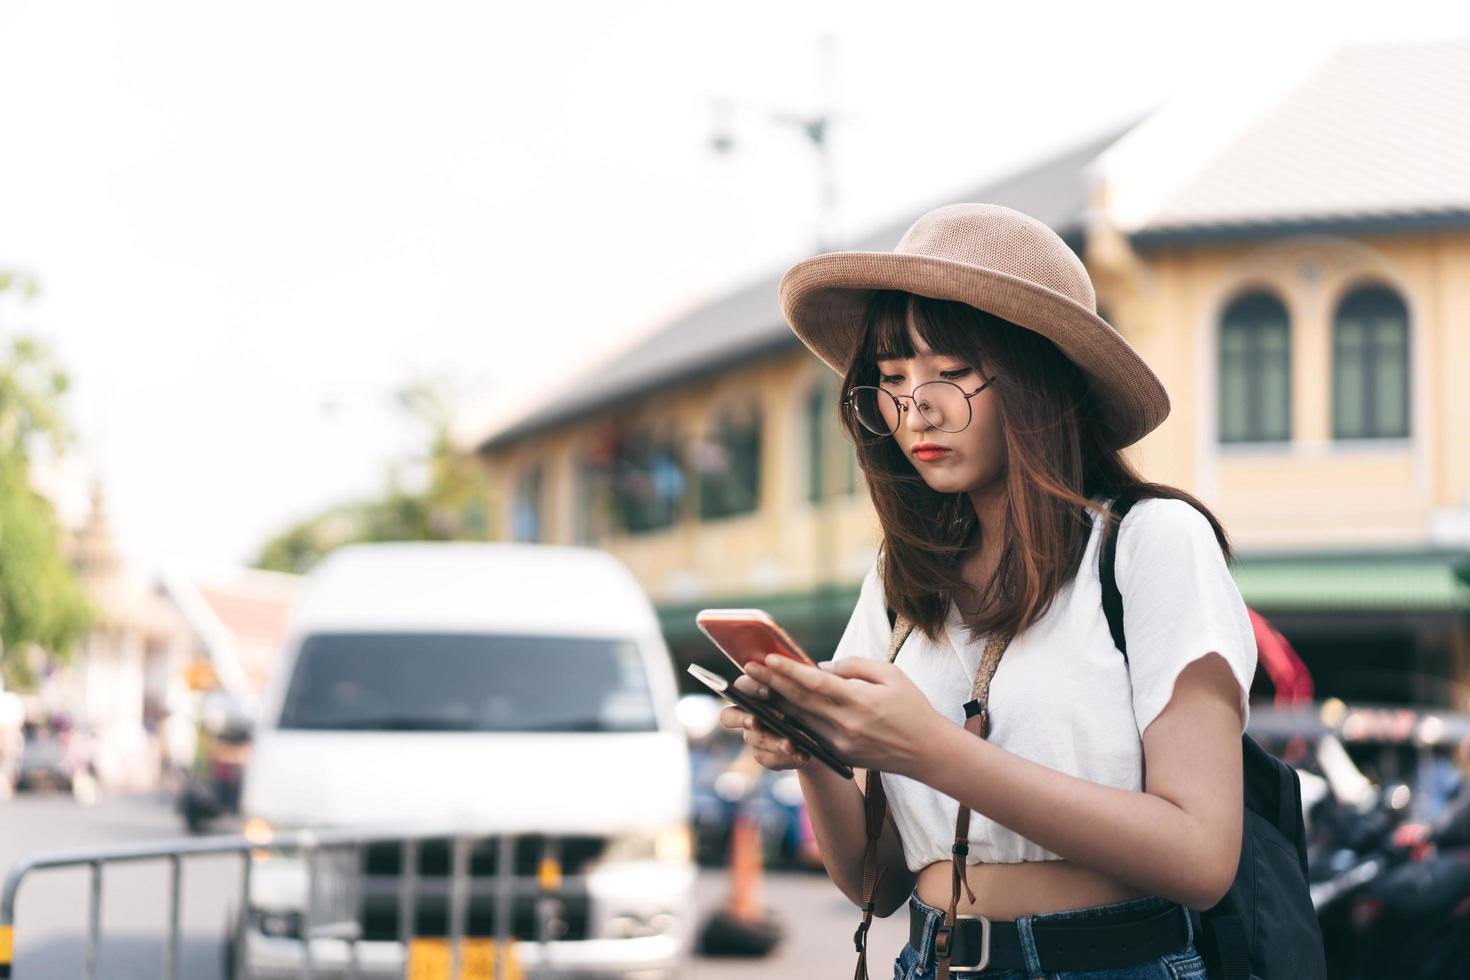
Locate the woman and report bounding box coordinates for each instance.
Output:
[720,204,1256,979]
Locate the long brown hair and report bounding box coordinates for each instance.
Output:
[839,290,1231,644]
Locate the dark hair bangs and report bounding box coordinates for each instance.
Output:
[863,290,990,372]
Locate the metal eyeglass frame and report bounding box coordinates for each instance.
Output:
[844,374,997,435]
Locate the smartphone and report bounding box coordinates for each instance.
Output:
[687,663,852,779]
[695,608,816,674]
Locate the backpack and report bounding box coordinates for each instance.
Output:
[1099,493,1326,979]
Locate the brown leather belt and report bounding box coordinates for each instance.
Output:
[908,899,1191,973]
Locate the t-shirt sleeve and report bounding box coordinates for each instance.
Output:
[1114,498,1258,737]
[829,556,890,664]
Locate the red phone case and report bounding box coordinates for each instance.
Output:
[695,609,815,673]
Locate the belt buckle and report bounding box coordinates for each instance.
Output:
[933,913,991,973]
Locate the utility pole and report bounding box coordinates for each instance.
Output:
[708,32,849,648]
[709,33,843,252]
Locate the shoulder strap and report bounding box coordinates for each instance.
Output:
[1098,495,1265,980]
[1099,494,1138,664]
[852,607,914,979]
[884,606,911,657]
[862,606,1014,980]
[1100,493,1152,797]
[936,629,1011,979]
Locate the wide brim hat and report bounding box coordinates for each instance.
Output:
[778,203,1169,449]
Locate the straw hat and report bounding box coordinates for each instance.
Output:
[778,203,1169,448]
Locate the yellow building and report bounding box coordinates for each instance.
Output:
[468,40,1470,711]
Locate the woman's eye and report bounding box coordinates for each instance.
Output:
[880,369,968,385]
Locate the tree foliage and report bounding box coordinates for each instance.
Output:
[0,453,95,686]
[253,377,494,576]
[0,273,95,688]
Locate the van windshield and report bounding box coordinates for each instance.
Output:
[277,633,659,733]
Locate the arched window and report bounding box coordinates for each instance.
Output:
[1218,293,1291,443]
[696,404,762,520]
[610,429,685,534]
[806,380,858,503]
[1332,286,1409,440]
[511,463,544,542]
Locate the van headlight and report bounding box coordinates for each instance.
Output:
[601,824,693,864]
[243,818,278,862]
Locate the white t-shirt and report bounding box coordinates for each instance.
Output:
[829,496,1258,871]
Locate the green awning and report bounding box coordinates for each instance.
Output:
[657,552,1470,652]
[658,584,861,662]
[1231,551,1470,613]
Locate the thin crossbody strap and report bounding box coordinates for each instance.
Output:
[853,610,1016,980]
[932,627,1013,979]
[852,609,914,980]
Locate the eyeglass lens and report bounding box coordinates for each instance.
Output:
[850,381,972,434]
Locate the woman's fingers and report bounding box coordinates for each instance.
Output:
[716,698,811,770]
[718,706,780,743]
[747,657,845,715]
[750,727,808,768]
[732,673,769,699]
[721,707,808,767]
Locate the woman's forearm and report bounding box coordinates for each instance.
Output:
[798,760,914,916]
[912,724,1234,910]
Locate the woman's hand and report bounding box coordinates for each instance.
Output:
[744,654,946,777]
[718,672,812,771]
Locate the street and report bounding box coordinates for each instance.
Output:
[0,790,912,979]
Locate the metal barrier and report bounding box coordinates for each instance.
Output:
[0,825,581,980]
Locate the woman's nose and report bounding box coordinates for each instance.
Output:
[901,396,931,433]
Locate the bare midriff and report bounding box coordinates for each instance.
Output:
[915,857,1152,920]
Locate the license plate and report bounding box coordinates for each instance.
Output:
[407,938,523,980]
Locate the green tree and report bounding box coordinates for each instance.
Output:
[253,375,495,575]
[0,272,95,688]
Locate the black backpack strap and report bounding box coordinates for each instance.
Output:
[1099,494,1138,665]
[1099,493,1286,980]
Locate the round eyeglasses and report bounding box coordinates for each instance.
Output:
[845,375,997,435]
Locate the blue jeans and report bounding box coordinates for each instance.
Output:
[893,887,1208,980]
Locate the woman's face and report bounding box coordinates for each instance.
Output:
[875,322,1006,496]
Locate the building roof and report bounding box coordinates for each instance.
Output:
[158,563,304,696]
[470,39,1470,453]
[1128,38,1470,246]
[473,118,1141,452]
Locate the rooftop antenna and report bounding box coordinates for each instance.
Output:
[710,32,845,252]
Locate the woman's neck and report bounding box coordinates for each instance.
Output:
[967,481,1007,550]
[961,482,1008,597]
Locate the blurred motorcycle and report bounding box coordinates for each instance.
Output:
[1308,735,1470,979]
[176,691,254,834]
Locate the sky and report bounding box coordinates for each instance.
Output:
[1,0,1468,582]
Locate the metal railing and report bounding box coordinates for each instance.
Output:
[0,825,580,980]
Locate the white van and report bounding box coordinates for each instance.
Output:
[237,541,695,979]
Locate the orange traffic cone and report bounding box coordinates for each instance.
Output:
[727,809,763,921]
[696,749,783,957]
